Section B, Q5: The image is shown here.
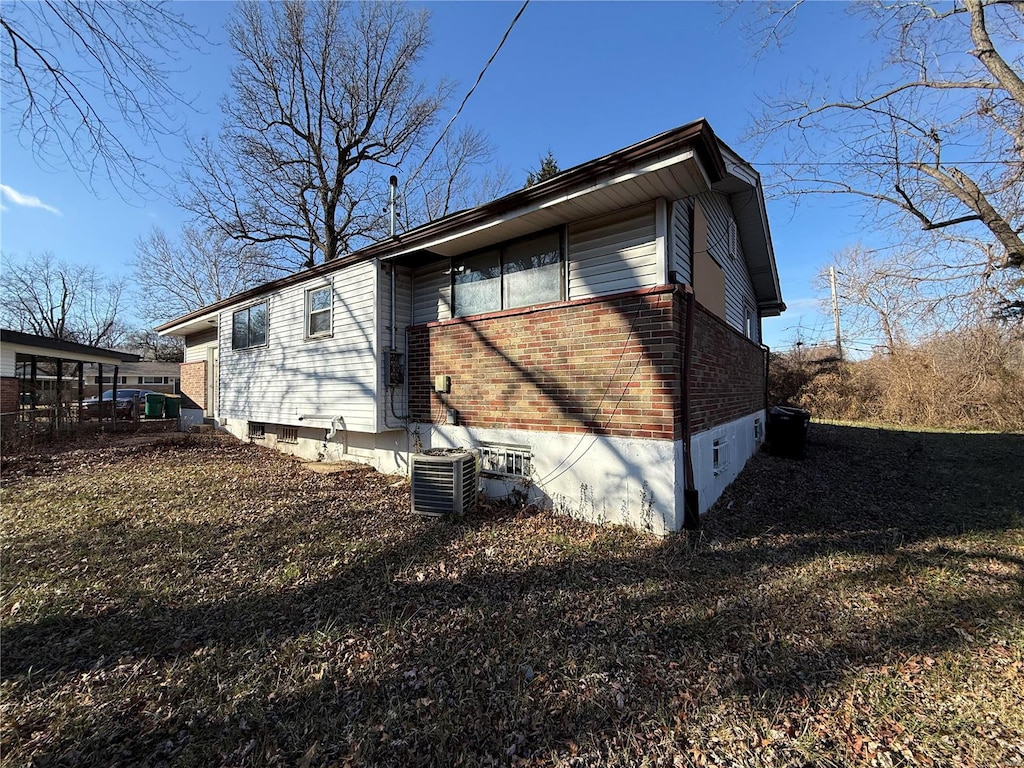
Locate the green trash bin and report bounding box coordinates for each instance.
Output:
[144,392,166,419]
[164,394,181,419]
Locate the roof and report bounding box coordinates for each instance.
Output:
[158,118,784,334]
[1,329,141,365]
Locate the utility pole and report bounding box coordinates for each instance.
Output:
[829,266,843,361]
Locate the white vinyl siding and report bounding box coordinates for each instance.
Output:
[183,328,218,363]
[695,191,759,343]
[670,198,693,284]
[412,260,452,325]
[217,260,379,433]
[567,204,658,300]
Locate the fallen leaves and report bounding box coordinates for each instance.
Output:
[1,428,1022,766]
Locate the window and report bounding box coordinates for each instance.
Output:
[712,437,729,476]
[728,220,739,260]
[278,426,298,444]
[479,442,532,478]
[94,376,128,384]
[141,376,169,385]
[745,305,756,340]
[306,286,332,338]
[453,231,562,317]
[248,422,265,439]
[232,302,268,350]
[754,418,763,442]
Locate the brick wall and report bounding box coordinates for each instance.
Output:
[688,301,766,433]
[408,287,682,440]
[179,361,207,411]
[1,376,18,430]
[407,288,767,442]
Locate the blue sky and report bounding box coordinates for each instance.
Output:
[0,1,876,349]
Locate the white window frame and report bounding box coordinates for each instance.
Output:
[278,425,298,444]
[248,422,266,439]
[305,285,332,339]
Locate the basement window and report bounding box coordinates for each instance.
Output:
[754,418,763,442]
[712,437,729,476]
[278,426,298,444]
[479,442,532,479]
[248,422,266,440]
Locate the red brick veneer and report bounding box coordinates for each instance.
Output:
[687,302,767,433]
[408,286,766,441]
[179,361,207,411]
[409,287,682,439]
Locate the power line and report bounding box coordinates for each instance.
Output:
[758,160,1008,167]
[406,1,529,185]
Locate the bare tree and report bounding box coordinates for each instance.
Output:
[181,1,498,271]
[747,0,1024,289]
[819,243,1014,352]
[0,1,199,195]
[124,330,184,362]
[0,252,128,347]
[132,225,281,325]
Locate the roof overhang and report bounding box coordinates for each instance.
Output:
[158,309,220,338]
[157,119,787,334]
[714,142,786,316]
[1,329,140,366]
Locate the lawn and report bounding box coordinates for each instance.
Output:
[2,424,1022,767]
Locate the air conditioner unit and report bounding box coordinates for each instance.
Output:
[411,449,478,517]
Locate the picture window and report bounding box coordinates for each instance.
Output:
[453,231,562,317]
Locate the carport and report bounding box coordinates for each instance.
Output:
[0,329,141,436]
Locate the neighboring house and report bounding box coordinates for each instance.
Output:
[157,119,785,535]
[85,361,182,397]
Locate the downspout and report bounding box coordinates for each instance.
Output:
[681,285,699,530]
[681,198,700,530]
[762,342,770,414]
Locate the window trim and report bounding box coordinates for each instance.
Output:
[451,227,566,318]
[305,284,333,339]
[231,301,269,351]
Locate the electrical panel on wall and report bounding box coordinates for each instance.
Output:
[386,350,405,385]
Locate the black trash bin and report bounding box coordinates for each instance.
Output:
[767,406,811,458]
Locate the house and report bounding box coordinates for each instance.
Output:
[85,360,182,398]
[157,119,785,535]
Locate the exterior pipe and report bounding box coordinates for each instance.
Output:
[388,174,399,354]
[681,284,699,530]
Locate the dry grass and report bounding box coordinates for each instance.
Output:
[1,426,1022,767]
